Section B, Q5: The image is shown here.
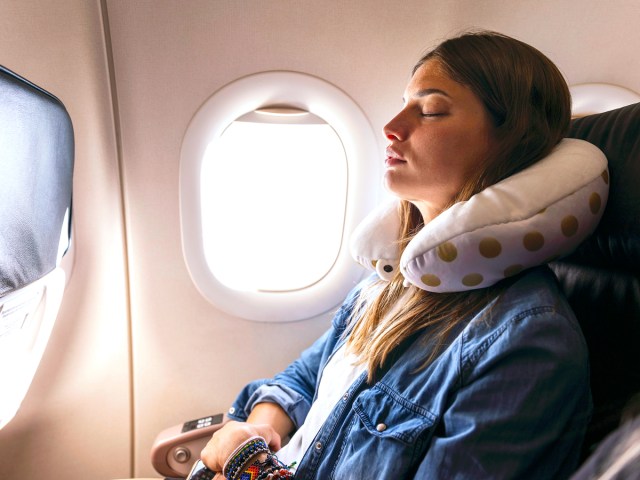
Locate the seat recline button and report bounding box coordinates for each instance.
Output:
[174,447,191,463]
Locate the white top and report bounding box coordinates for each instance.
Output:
[276,288,411,470]
[276,343,365,470]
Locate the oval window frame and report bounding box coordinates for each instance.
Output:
[180,71,380,322]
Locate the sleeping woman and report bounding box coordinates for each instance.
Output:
[193,30,609,479]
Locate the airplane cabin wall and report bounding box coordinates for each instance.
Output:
[103,2,640,476]
[0,1,131,479]
[1,1,639,479]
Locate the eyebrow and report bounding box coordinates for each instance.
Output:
[403,88,451,103]
[416,88,450,98]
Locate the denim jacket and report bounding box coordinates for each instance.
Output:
[228,266,591,479]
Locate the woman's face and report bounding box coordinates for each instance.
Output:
[383,59,496,222]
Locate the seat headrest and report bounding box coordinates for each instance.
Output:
[0,65,74,297]
[565,102,640,268]
[557,101,640,458]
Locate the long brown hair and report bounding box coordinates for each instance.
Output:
[346,31,572,381]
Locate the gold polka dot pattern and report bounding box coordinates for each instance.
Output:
[589,192,601,214]
[561,215,579,237]
[437,242,458,262]
[523,232,545,251]
[421,274,441,287]
[479,237,502,258]
[462,273,483,287]
[504,264,524,277]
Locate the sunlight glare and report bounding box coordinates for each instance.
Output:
[201,120,348,292]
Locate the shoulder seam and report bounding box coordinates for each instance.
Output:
[459,305,556,379]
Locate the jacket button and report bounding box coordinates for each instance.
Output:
[376,423,387,432]
[342,393,349,401]
[228,407,236,415]
[315,441,323,451]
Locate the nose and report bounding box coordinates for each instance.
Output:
[383,110,407,141]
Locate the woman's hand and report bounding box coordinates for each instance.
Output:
[200,420,282,477]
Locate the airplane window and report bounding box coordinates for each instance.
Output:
[181,71,379,322]
[201,109,347,292]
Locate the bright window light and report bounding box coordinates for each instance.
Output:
[201,112,347,292]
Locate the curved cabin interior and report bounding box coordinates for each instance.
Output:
[1,1,639,478]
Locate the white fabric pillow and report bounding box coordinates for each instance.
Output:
[351,138,609,292]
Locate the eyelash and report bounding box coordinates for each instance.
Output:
[421,112,444,117]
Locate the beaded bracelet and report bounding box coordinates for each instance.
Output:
[251,454,296,479]
[223,436,270,480]
[184,449,295,480]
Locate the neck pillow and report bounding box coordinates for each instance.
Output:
[350,138,609,292]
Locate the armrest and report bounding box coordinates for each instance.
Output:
[150,413,227,478]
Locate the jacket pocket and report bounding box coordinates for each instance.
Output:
[352,384,437,444]
[329,384,437,479]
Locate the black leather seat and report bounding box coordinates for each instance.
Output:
[0,65,74,296]
[0,65,74,429]
[555,102,640,457]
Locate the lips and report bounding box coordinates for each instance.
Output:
[385,146,406,167]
